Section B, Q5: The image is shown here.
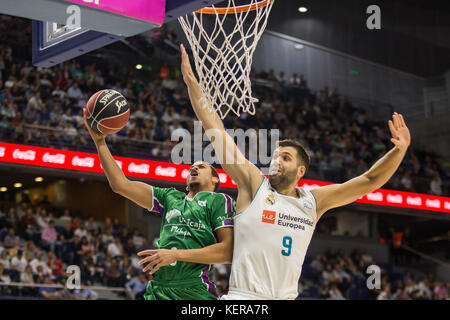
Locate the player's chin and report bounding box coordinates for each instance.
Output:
[268,174,283,185]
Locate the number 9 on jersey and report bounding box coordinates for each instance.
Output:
[281,236,292,256]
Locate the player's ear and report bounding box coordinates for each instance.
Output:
[212,176,219,185]
[297,165,306,179]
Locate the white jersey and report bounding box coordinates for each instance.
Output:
[225,177,317,300]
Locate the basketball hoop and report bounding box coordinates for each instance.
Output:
[178,0,274,119]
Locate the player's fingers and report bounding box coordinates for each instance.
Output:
[137,250,157,257]
[388,120,397,137]
[143,259,161,273]
[399,114,406,127]
[394,112,401,129]
[137,254,157,267]
[149,264,161,275]
[390,138,399,146]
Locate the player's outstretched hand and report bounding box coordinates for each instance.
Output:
[388,112,411,153]
[180,44,202,100]
[83,108,105,144]
[137,249,178,275]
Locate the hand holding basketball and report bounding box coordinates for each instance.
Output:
[388,112,411,152]
[83,108,105,144]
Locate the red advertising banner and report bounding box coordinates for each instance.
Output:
[0,142,449,214]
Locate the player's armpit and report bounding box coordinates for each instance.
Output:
[113,179,154,211]
[311,174,374,220]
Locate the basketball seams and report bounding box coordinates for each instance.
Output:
[94,109,130,131]
[86,90,104,119]
[89,89,104,119]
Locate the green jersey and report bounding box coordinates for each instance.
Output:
[150,187,234,296]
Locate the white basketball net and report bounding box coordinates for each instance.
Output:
[178,0,274,119]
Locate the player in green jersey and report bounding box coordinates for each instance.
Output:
[83,109,234,300]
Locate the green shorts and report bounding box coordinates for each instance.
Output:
[144,278,218,300]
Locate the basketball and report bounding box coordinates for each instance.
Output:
[85,89,130,135]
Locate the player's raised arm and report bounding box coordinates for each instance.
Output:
[180,44,263,194]
[83,108,154,211]
[311,112,411,220]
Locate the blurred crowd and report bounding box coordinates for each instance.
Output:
[299,248,449,300]
[2,201,447,300]
[0,201,154,300]
[0,15,448,196]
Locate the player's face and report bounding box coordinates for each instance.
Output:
[187,161,214,191]
[269,147,303,188]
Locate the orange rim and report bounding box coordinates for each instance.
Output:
[195,0,272,15]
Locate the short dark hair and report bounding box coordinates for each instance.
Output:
[209,164,220,192]
[278,139,310,171]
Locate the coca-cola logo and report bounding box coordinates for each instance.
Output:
[42,152,66,164]
[181,169,189,179]
[444,202,450,210]
[0,147,5,157]
[155,166,176,177]
[128,162,150,174]
[387,194,403,204]
[218,173,227,183]
[12,149,36,161]
[367,192,383,202]
[302,183,320,190]
[425,199,440,209]
[406,196,422,206]
[71,156,95,168]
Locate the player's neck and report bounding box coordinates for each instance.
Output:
[187,188,211,198]
[273,185,299,198]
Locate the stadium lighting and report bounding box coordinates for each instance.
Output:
[35,177,44,182]
[298,7,308,13]
[136,64,143,70]
[0,187,7,192]
[14,183,22,188]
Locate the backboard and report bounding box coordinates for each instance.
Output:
[0,0,224,67]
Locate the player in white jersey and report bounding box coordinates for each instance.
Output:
[180,44,411,299]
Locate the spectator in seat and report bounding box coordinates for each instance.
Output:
[74,222,88,239]
[0,264,12,295]
[67,82,83,100]
[0,250,10,270]
[41,220,58,253]
[125,273,148,300]
[10,249,28,279]
[3,228,19,248]
[377,283,392,300]
[39,275,61,299]
[105,258,121,287]
[20,265,36,296]
[328,283,345,300]
[46,251,64,282]
[30,251,51,276]
[107,237,123,259]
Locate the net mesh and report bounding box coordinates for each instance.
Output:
[178,0,274,119]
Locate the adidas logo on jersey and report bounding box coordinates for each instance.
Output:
[262,210,276,224]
